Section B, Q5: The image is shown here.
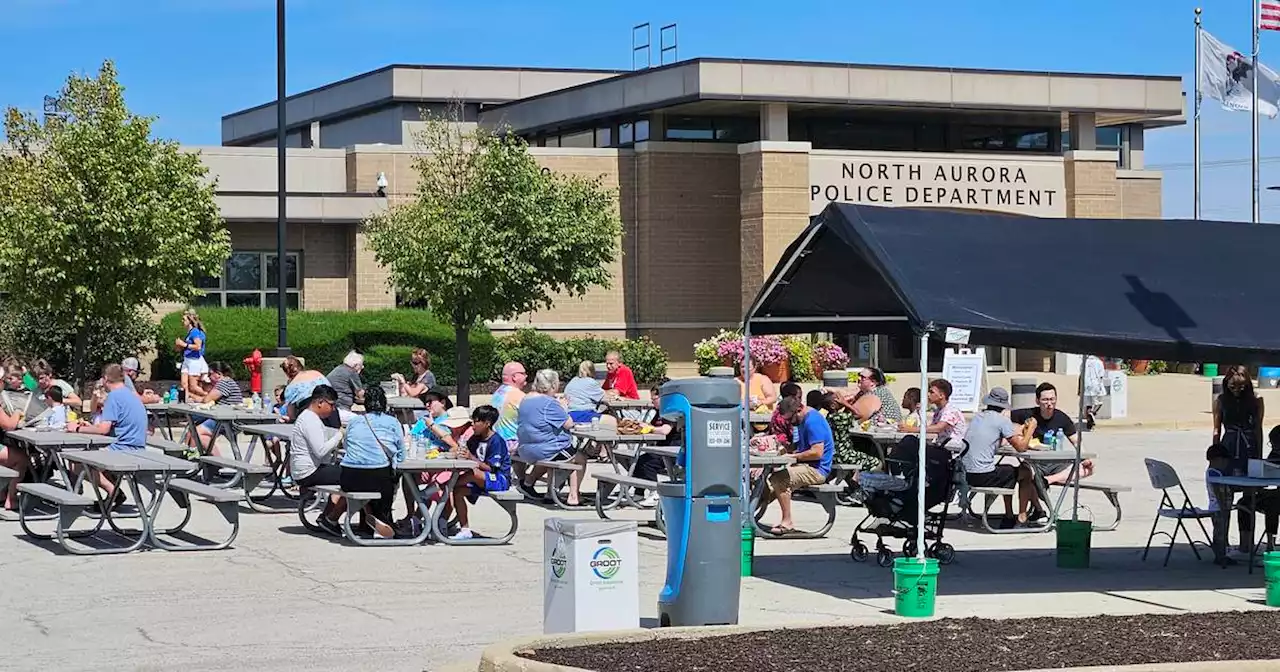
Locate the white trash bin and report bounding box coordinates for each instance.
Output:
[543,518,639,634]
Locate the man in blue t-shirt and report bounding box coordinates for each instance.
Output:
[759,396,834,535]
[70,364,150,512]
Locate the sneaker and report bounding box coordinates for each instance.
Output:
[517,480,541,500]
[451,527,474,540]
[317,516,343,537]
[640,491,660,507]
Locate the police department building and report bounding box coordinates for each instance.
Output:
[201,57,1182,369]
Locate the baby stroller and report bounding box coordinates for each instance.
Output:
[850,435,967,567]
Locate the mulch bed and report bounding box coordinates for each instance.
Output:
[524,611,1280,671]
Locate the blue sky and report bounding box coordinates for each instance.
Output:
[2,0,1279,220]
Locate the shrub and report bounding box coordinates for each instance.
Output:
[494,328,668,385]
[155,308,497,385]
[812,340,850,373]
[784,337,816,382]
[694,329,738,374]
[0,306,159,383]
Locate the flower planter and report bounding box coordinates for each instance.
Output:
[761,360,790,384]
[1130,360,1150,375]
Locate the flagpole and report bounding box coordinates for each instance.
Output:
[1254,0,1262,223]
[1195,7,1203,220]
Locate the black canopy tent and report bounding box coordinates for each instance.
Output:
[746,203,1280,364]
[740,203,1280,559]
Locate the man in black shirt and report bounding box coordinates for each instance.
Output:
[1010,382,1095,484]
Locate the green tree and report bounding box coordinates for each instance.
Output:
[0,61,230,386]
[363,108,622,404]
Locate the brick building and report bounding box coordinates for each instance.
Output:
[199,58,1183,371]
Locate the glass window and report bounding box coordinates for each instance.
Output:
[545,135,560,148]
[560,129,594,148]
[199,251,301,308]
[958,126,1053,152]
[594,127,612,148]
[1096,126,1123,149]
[635,119,650,142]
[666,116,714,141]
[619,122,635,146]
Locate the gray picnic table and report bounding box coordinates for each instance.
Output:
[40,450,195,554]
[168,404,279,483]
[145,402,180,440]
[233,422,328,511]
[641,444,797,538]
[325,457,478,547]
[601,397,655,422]
[387,396,425,424]
[947,444,1098,534]
[568,427,669,511]
[9,429,116,488]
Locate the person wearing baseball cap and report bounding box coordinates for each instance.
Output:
[961,386,1039,527]
[120,357,161,404]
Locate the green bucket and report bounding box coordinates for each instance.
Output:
[1203,363,1219,377]
[1264,551,1280,607]
[740,526,755,577]
[892,556,939,618]
[1056,519,1093,569]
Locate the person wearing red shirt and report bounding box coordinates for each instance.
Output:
[603,351,640,399]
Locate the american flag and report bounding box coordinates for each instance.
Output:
[1263,1,1280,31]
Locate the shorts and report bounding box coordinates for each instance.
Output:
[297,464,341,488]
[767,464,827,494]
[465,471,511,503]
[569,410,600,424]
[967,465,1018,489]
[181,357,209,376]
[198,419,217,433]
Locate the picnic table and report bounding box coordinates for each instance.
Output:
[566,427,668,513]
[168,404,279,483]
[144,402,180,440]
[387,396,425,424]
[234,422,327,511]
[600,397,656,422]
[949,445,1098,534]
[21,450,220,555]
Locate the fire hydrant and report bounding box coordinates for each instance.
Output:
[243,348,263,395]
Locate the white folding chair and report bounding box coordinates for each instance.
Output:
[1142,458,1214,566]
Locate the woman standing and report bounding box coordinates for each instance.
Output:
[340,384,403,539]
[175,309,208,401]
[392,348,436,398]
[1213,364,1265,553]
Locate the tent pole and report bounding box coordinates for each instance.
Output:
[1073,355,1087,520]
[742,324,752,533]
[917,331,928,558]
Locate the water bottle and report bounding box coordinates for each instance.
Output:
[1044,430,1056,450]
[251,392,262,411]
[1056,429,1067,452]
[169,385,179,404]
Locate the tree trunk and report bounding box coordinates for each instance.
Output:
[454,323,471,406]
[72,324,89,393]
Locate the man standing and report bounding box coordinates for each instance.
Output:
[490,362,527,451]
[1010,382,1095,484]
[603,350,639,400]
[70,364,149,510]
[326,351,365,423]
[759,396,834,536]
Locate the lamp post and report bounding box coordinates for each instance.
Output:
[274,0,290,356]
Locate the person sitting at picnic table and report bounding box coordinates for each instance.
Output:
[121,357,162,404]
[441,405,512,540]
[281,356,335,427]
[41,385,69,430]
[492,361,527,451]
[69,364,149,513]
[515,369,585,504]
[174,309,208,402]
[32,359,81,408]
[830,367,901,426]
[326,350,365,425]
[758,396,835,535]
[630,380,677,506]
[818,390,878,475]
[962,387,1039,525]
[88,382,108,424]
[188,361,243,456]
[900,387,922,429]
[0,400,25,510]
[738,360,778,411]
[1010,382,1095,484]
[391,348,436,398]
[340,384,403,539]
[289,385,346,537]
[1,357,29,392]
[916,378,967,445]
[603,350,640,400]
[564,360,606,424]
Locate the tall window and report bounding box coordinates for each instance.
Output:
[195,251,300,309]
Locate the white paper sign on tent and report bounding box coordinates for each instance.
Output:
[941,348,987,413]
[944,327,971,345]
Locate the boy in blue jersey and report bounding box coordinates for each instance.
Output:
[449,404,512,540]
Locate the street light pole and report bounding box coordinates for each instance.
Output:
[274,0,290,356]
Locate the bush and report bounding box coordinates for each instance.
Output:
[0,306,158,382]
[784,337,816,382]
[494,328,668,385]
[155,308,497,385]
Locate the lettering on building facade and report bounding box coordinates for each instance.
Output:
[809,152,1066,217]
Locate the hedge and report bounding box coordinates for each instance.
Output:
[493,328,668,385]
[155,308,497,385]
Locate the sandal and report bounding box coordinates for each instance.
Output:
[769,525,795,536]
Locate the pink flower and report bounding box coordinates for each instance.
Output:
[812,342,849,369]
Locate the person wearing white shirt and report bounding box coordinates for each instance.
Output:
[290,384,345,536]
